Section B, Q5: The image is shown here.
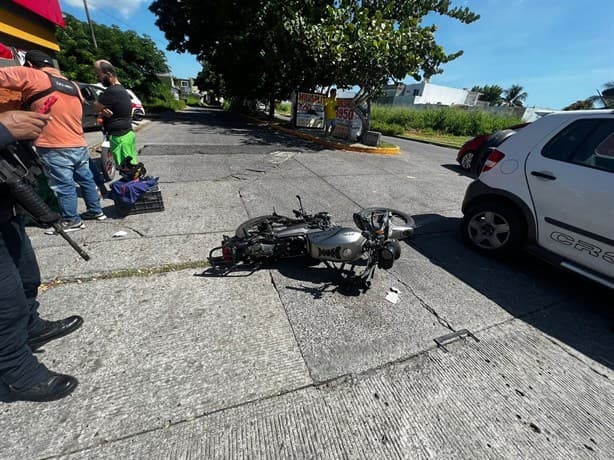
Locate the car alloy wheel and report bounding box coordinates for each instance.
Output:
[462,201,525,256]
[461,152,474,170]
[467,210,511,249]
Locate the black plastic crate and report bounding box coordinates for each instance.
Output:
[114,185,165,217]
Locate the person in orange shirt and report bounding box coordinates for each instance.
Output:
[0,50,106,232]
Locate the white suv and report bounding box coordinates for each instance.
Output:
[461,110,614,289]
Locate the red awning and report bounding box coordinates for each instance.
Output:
[11,0,65,28]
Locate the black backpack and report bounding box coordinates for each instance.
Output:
[21,72,80,110]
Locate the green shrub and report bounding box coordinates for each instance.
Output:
[145,98,185,113]
[371,104,523,136]
[370,120,405,136]
[183,94,202,106]
[276,101,291,115]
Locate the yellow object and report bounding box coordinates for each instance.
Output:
[324,97,337,119]
[0,6,60,51]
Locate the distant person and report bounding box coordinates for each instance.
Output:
[323,88,338,136]
[0,50,106,233]
[93,60,137,166]
[0,110,82,402]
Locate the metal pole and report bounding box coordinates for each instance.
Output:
[83,0,98,49]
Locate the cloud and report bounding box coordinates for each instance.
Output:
[63,0,146,18]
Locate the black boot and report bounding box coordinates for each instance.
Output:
[27,316,84,350]
[8,371,78,402]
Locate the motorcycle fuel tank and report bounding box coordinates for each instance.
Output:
[307,227,366,262]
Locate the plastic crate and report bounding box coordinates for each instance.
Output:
[114,185,165,217]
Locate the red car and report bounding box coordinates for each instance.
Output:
[456,123,530,173]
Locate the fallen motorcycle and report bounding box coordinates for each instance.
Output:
[207,196,415,292]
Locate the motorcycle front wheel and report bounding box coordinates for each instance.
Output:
[353,208,414,230]
[235,215,302,238]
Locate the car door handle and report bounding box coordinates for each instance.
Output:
[531,171,556,180]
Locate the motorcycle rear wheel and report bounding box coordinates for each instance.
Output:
[235,215,301,238]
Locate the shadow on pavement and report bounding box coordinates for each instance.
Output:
[198,258,372,298]
[146,108,328,152]
[441,163,476,179]
[408,213,614,370]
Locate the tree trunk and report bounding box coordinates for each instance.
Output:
[268,96,275,119]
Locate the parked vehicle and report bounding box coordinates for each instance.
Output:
[126,89,145,120]
[456,123,529,174]
[78,83,145,129]
[78,82,105,131]
[461,110,614,289]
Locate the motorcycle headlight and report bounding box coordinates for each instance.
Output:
[378,241,401,269]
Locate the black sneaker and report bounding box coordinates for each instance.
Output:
[44,220,85,235]
[81,210,107,221]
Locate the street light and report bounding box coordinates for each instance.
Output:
[83,0,98,49]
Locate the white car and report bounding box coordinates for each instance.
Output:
[461,109,614,289]
[126,89,145,121]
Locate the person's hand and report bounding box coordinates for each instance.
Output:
[100,108,113,118]
[0,110,50,140]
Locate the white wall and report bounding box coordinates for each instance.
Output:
[415,83,469,106]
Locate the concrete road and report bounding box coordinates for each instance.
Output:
[2,108,612,459]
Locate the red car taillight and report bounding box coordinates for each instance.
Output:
[482,149,505,173]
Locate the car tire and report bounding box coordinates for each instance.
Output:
[99,144,116,182]
[460,151,475,170]
[462,201,526,256]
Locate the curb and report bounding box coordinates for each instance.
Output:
[243,114,401,155]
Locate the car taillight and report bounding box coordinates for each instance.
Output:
[482,149,505,173]
[131,102,137,108]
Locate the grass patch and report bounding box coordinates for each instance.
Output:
[379,140,398,149]
[371,104,522,137]
[401,131,471,149]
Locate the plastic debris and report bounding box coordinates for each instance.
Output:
[385,287,400,304]
[113,230,128,238]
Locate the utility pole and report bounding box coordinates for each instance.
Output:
[83,0,98,49]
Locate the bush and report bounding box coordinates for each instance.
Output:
[144,86,186,112]
[183,94,202,106]
[370,120,405,136]
[276,101,291,115]
[371,104,522,136]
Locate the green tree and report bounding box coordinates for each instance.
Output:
[562,99,594,111]
[55,14,170,102]
[587,81,614,108]
[502,84,527,107]
[471,85,503,105]
[150,0,479,128]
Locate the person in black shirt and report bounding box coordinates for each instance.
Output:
[93,60,137,166]
[0,110,82,402]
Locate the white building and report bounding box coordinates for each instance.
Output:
[382,81,482,107]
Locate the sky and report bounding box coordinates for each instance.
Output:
[60,0,614,110]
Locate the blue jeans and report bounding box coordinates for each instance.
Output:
[37,147,102,222]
